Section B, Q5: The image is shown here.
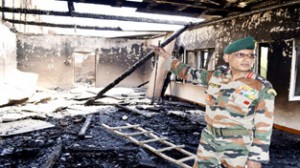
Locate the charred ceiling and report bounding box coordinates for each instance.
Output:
[1,0,293,21]
[0,0,298,38]
[0,7,187,25]
[56,0,292,18]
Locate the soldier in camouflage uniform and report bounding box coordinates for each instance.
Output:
[153,36,276,168]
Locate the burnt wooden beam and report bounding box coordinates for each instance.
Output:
[67,0,75,16]
[84,23,194,105]
[142,0,229,10]
[42,139,63,168]
[0,7,187,25]
[139,0,244,17]
[78,115,93,139]
[159,72,172,103]
[4,19,170,33]
[137,81,149,88]
[4,19,123,31]
[144,0,206,9]
[115,104,154,117]
[56,0,139,8]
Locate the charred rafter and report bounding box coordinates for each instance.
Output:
[56,0,139,8]
[4,19,170,34]
[4,19,123,31]
[0,7,187,25]
[138,0,247,18]
[67,0,75,16]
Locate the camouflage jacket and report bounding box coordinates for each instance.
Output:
[165,58,276,163]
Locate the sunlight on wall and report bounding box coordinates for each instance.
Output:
[260,47,268,78]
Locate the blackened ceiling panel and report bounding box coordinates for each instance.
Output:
[54,0,291,19]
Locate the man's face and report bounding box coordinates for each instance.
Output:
[223,49,255,72]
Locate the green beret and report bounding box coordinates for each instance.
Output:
[224,36,256,54]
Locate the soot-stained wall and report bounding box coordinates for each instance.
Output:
[17,35,75,88]
[96,38,151,87]
[17,34,150,88]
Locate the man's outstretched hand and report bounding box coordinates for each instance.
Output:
[150,45,171,60]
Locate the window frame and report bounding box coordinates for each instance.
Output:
[289,39,300,101]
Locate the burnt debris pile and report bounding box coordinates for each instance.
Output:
[0,86,300,168]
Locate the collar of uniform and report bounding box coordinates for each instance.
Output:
[224,67,256,80]
[246,71,256,79]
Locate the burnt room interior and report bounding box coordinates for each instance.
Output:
[1,0,300,167]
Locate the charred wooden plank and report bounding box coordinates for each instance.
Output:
[78,115,93,139]
[137,81,149,88]
[42,140,63,168]
[115,104,153,118]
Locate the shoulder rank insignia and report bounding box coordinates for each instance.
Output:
[216,65,229,73]
[256,75,273,88]
[267,88,277,96]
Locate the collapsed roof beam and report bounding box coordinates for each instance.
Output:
[3,19,123,31]
[0,7,187,25]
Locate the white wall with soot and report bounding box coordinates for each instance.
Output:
[0,24,17,81]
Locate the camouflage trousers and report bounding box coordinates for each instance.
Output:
[193,127,253,168]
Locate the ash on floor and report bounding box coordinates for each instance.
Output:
[0,87,300,168]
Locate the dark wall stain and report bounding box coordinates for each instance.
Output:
[17,40,59,68]
[63,39,74,60]
[17,34,149,87]
[99,43,147,67]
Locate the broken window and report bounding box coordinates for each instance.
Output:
[289,39,300,101]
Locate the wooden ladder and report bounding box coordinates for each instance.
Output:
[102,123,195,168]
